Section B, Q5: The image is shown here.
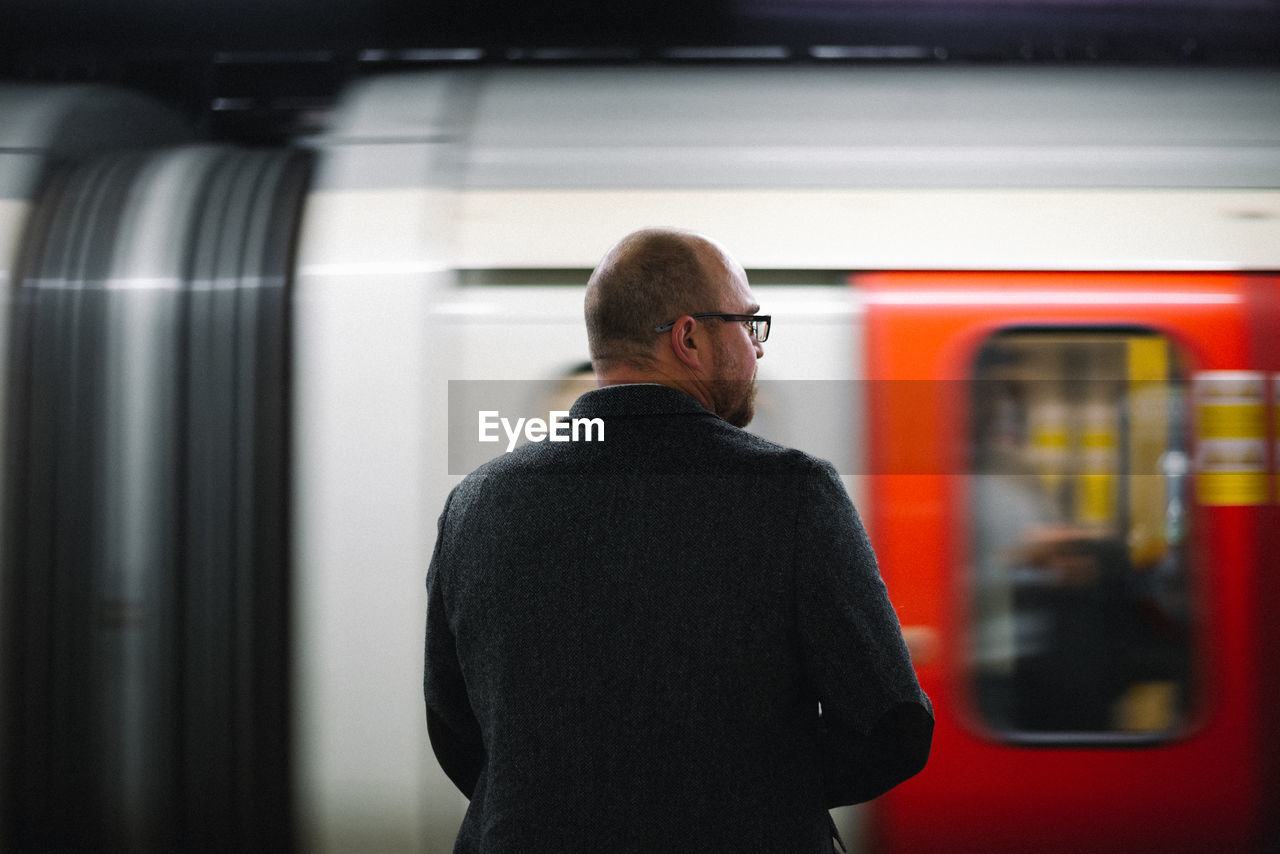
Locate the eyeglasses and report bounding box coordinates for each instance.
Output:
[653,313,771,343]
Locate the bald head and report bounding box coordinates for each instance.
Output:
[584,228,725,371]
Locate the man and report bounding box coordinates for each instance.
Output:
[424,228,932,853]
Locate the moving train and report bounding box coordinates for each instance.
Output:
[2,64,1279,852]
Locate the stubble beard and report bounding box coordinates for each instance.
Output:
[710,333,759,428]
[716,373,758,428]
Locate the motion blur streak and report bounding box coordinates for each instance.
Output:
[3,145,310,852]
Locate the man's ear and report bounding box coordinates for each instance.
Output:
[667,316,703,371]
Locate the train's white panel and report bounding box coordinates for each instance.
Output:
[447,67,1280,190]
[292,186,457,850]
[308,66,1280,270]
[450,188,1280,270]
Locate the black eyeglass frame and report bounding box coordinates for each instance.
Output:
[653,313,771,342]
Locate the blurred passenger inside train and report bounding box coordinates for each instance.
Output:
[970,336,1191,737]
[424,228,932,853]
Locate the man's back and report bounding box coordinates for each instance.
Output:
[425,384,931,853]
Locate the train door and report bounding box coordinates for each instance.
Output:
[860,272,1276,854]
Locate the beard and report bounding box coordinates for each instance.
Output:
[709,335,759,427]
[723,381,757,428]
[709,374,758,428]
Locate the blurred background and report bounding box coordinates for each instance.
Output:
[3,0,1279,142]
[2,2,1279,853]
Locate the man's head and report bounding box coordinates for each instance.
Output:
[585,228,764,427]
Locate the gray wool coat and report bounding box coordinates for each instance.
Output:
[424,384,932,853]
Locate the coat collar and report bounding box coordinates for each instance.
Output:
[568,383,717,420]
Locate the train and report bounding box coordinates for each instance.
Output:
[1,64,1279,853]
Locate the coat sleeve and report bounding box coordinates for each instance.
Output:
[424,488,486,798]
[793,461,934,807]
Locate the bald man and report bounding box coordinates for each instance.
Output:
[425,229,932,853]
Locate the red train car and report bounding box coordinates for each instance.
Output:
[865,272,1280,853]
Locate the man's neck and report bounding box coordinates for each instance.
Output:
[595,364,716,414]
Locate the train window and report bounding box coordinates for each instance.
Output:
[968,329,1193,742]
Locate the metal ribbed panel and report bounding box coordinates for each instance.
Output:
[3,145,309,852]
